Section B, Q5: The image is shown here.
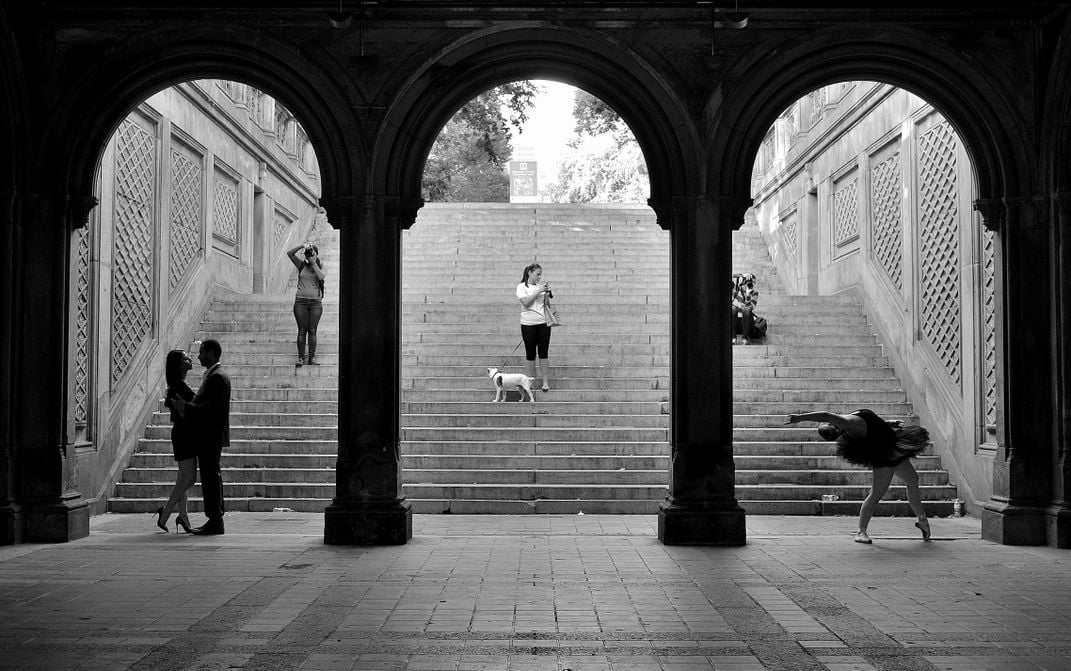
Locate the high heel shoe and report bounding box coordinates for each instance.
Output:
[154,507,169,533]
[915,519,931,542]
[175,516,192,534]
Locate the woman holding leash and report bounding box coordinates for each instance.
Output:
[517,262,554,392]
[787,408,932,544]
[287,243,326,366]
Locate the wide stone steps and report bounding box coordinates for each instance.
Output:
[108,204,956,517]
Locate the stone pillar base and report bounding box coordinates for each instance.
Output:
[324,500,412,545]
[23,500,90,543]
[0,504,24,545]
[981,499,1046,545]
[1045,504,1071,549]
[658,502,746,546]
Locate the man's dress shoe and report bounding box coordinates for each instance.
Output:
[191,522,225,536]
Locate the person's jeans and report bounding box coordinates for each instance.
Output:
[732,306,754,340]
[294,298,323,358]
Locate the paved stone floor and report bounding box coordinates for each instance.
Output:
[1,514,1069,671]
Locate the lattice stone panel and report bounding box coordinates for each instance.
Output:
[833,179,859,247]
[214,176,239,244]
[782,214,799,260]
[111,119,156,383]
[169,148,202,291]
[917,121,961,385]
[74,226,91,428]
[274,211,292,248]
[870,151,904,291]
[982,230,998,428]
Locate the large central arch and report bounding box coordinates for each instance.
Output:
[323,24,752,545]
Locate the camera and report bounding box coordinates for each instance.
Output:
[303,247,315,258]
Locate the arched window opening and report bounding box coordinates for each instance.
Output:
[76,79,325,515]
[745,80,999,515]
[404,80,663,515]
[421,81,649,204]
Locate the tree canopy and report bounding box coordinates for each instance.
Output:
[422,82,538,202]
[542,90,649,203]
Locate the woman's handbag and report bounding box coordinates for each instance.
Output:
[544,296,562,327]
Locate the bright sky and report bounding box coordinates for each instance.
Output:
[511,80,578,188]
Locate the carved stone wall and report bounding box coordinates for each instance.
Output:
[917,120,962,386]
[168,144,203,291]
[109,118,156,384]
[869,149,904,293]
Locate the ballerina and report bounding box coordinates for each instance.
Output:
[787,408,932,544]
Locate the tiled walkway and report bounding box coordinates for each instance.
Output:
[1,514,1069,670]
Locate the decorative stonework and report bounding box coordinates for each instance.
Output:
[760,131,775,175]
[74,225,91,430]
[917,121,961,385]
[870,151,904,291]
[111,118,156,383]
[274,210,292,248]
[781,211,799,260]
[213,173,239,247]
[809,87,828,127]
[168,147,202,291]
[833,178,859,247]
[982,229,998,430]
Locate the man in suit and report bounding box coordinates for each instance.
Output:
[171,338,231,535]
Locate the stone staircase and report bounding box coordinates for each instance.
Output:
[108,203,956,516]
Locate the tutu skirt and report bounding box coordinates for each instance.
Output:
[835,425,930,468]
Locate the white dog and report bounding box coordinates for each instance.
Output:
[487,367,536,402]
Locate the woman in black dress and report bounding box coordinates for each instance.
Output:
[787,408,931,544]
[155,349,197,533]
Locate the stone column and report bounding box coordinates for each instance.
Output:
[981,195,1055,545]
[0,190,91,544]
[323,194,413,545]
[1049,190,1071,548]
[656,195,747,546]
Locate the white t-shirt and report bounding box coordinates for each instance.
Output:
[516,282,546,326]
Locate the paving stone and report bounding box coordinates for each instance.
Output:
[0,513,1068,671]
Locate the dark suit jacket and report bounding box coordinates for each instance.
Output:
[185,364,231,451]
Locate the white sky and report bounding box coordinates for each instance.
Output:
[511,80,578,188]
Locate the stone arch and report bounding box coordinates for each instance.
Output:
[37,25,363,226]
[706,27,1036,217]
[0,6,27,192]
[373,24,702,228]
[1042,16,1071,195]
[706,26,1065,545]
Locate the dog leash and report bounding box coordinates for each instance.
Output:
[496,338,524,373]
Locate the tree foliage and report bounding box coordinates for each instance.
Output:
[422,82,539,202]
[542,90,649,203]
[573,90,624,137]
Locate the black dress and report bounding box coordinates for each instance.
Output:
[166,382,197,462]
[834,408,930,468]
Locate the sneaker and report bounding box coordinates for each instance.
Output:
[854,531,873,544]
[296,357,304,367]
